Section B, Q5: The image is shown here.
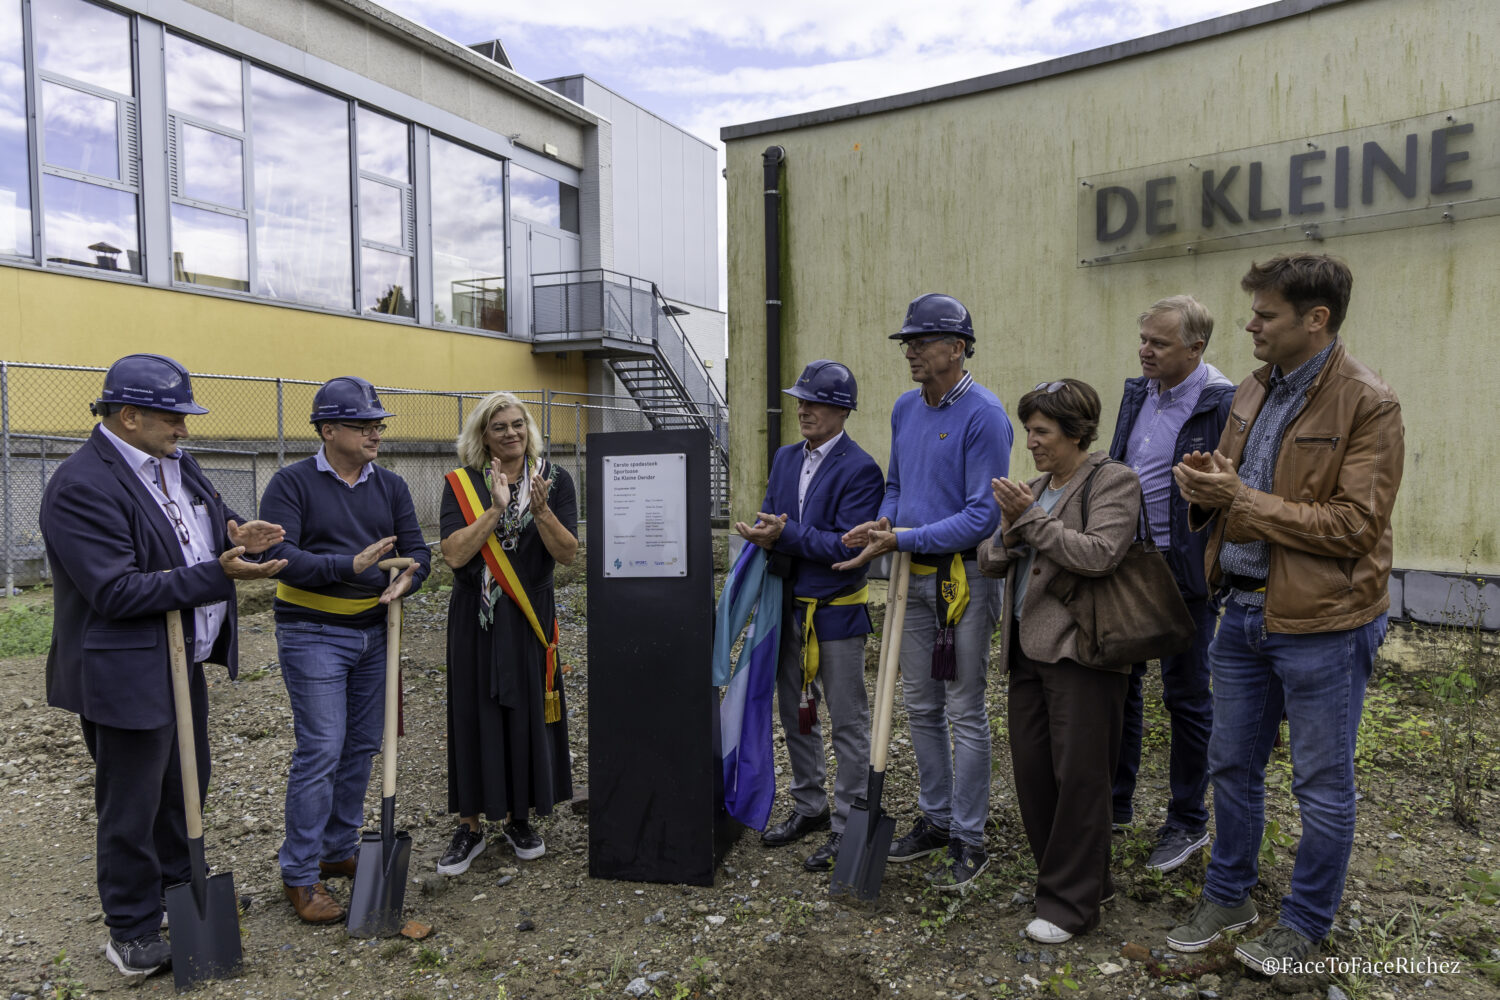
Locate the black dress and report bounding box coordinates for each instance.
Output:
[440,464,576,820]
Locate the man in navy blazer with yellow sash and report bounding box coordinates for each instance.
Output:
[42,354,286,977]
[734,360,883,873]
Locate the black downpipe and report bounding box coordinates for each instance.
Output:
[762,145,786,474]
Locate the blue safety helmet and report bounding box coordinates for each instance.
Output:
[92,353,209,416]
[783,360,858,411]
[892,293,975,342]
[309,376,394,425]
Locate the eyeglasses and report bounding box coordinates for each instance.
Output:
[338,422,387,437]
[1034,381,1070,394]
[899,335,952,355]
[160,500,191,544]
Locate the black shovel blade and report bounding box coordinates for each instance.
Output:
[165,869,242,990]
[346,829,412,938]
[830,770,895,901]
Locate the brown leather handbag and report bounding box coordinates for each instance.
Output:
[1045,460,1197,669]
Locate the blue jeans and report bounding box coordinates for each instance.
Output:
[1112,597,1217,833]
[1202,600,1385,941]
[898,564,1000,847]
[277,620,386,886]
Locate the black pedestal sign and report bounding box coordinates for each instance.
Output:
[586,430,735,884]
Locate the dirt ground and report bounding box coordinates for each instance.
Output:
[0,568,1497,1000]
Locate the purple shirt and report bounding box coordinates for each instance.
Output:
[1124,362,1211,541]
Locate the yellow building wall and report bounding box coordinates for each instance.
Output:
[726,0,1500,573]
[0,267,586,440]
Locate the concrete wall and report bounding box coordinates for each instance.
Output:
[725,0,1500,575]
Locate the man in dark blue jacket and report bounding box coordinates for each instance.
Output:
[258,376,430,924]
[41,354,286,978]
[734,360,883,873]
[1107,297,1234,872]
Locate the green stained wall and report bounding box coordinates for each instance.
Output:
[725,0,1500,573]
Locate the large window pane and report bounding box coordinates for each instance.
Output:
[356,107,408,182]
[34,0,130,94]
[358,177,403,248]
[431,137,505,332]
[41,81,118,178]
[509,163,559,229]
[171,204,247,291]
[360,246,412,317]
[165,34,243,131]
[181,124,242,208]
[250,68,351,309]
[41,173,138,272]
[0,0,31,256]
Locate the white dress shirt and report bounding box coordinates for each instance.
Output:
[797,431,843,517]
[100,424,226,662]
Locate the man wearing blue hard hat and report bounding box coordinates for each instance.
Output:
[735,360,883,872]
[41,353,287,977]
[839,293,1014,891]
[257,376,431,924]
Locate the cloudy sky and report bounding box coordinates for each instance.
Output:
[377,0,1269,146]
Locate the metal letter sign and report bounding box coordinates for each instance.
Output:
[1078,100,1500,266]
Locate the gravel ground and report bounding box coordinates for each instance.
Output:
[0,569,1496,1000]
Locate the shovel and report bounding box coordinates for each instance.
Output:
[163,609,242,990]
[346,557,415,938]
[830,546,913,901]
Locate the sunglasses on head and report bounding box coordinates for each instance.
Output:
[1034,380,1069,394]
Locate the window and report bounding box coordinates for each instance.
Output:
[0,0,30,256]
[430,135,506,332]
[250,67,352,309]
[356,106,413,317]
[34,0,139,273]
[510,162,579,233]
[165,34,247,290]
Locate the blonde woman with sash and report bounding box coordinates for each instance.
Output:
[434,392,578,875]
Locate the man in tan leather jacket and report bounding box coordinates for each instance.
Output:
[1164,254,1403,975]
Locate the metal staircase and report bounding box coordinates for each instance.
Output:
[532,270,730,519]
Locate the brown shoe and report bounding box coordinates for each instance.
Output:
[319,854,358,879]
[284,882,345,924]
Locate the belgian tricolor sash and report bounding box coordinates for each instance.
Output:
[445,467,561,724]
[909,552,970,680]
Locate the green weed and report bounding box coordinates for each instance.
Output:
[0,603,52,657]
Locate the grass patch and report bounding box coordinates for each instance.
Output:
[0,603,52,657]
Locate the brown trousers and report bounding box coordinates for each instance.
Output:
[1007,627,1128,934]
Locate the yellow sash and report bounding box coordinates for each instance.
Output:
[275,583,379,615]
[446,467,561,723]
[793,585,870,690]
[909,552,970,626]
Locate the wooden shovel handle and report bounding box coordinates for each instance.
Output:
[166,610,204,840]
[380,565,403,798]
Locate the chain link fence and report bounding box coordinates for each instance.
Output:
[2,362,729,592]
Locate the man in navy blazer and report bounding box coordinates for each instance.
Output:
[734,360,883,873]
[41,354,285,978]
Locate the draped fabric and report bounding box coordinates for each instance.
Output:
[713,544,782,830]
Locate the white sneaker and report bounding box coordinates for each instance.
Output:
[1025,917,1073,944]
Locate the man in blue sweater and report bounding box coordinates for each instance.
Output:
[1108,296,1234,872]
[840,293,1014,890]
[258,376,431,924]
[734,360,884,873]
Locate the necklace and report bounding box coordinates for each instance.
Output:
[1046,475,1071,492]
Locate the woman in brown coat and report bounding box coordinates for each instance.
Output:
[978,379,1141,944]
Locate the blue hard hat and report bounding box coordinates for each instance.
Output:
[892,293,975,341]
[309,376,394,425]
[783,360,858,411]
[93,353,208,415]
